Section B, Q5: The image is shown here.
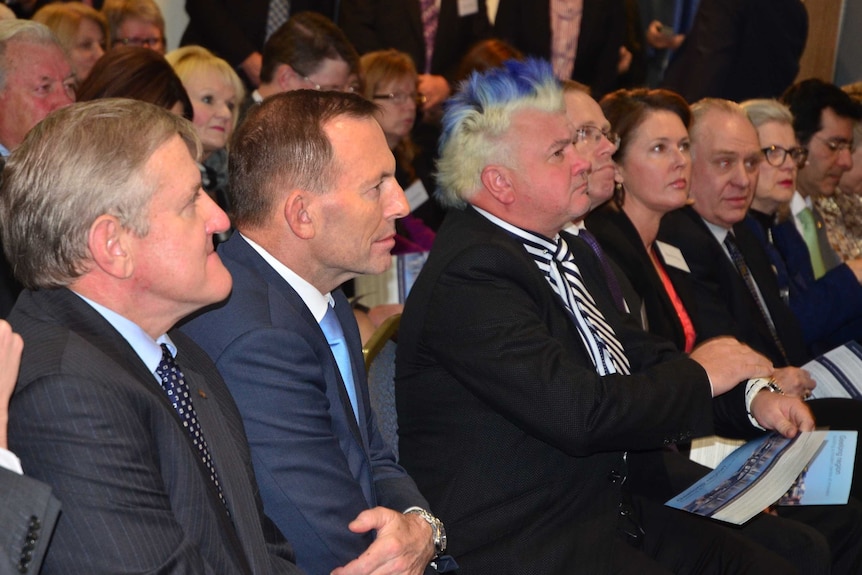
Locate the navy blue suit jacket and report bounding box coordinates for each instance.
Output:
[760,215,862,352]
[181,233,428,574]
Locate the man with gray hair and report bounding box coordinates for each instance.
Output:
[0,19,73,156]
[394,59,817,574]
[0,19,74,317]
[1,98,303,574]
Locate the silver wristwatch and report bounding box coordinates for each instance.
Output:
[404,507,447,558]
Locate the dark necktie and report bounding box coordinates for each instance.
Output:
[156,344,227,509]
[577,228,626,312]
[723,233,789,364]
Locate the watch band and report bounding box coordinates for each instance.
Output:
[404,506,447,557]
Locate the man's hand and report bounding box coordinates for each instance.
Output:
[331,507,434,575]
[418,74,451,113]
[772,366,816,399]
[689,337,773,397]
[0,320,23,449]
[845,258,862,283]
[645,20,685,50]
[240,51,263,88]
[750,391,815,438]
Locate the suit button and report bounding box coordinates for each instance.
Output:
[28,516,40,530]
[608,470,623,484]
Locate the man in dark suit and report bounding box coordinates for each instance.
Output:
[181,91,449,575]
[780,80,862,279]
[0,20,75,318]
[0,319,60,575]
[0,99,302,574]
[661,0,807,103]
[494,0,626,98]
[656,99,862,573]
[395,58,819,574]
[236,12,359,125]
[181,0,337,88]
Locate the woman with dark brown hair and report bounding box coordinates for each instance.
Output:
[586,88,696,351]
[76,46,192,120]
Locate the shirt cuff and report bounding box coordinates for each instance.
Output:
[0,447,23,474]
[745,377,782,429]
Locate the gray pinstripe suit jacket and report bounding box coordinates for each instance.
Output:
[7,288,303,575]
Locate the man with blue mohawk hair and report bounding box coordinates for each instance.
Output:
[395,59,823,574]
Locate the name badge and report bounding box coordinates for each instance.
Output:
[404,178,430,211]
[655,240,690,273]
[458,0,479,17]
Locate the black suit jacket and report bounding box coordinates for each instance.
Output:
[7,288,301,574]
[587,204,693,350]
[494,0,626,98]
[396,207,713,574]
[657,206,809,367]
[339,0,490,80]
[661,0,808,102]
[0,467,60,575]
[181,0,338,69]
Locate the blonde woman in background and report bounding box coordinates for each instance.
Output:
[167,45,245,221]
[33,3,107,82]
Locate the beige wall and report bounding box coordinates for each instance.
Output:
[796,0,844,82]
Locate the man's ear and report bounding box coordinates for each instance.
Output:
[88,215,134,279]
[276,63,299,91]
[284,189,315,240]
[481,165,516,205]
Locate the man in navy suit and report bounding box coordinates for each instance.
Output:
[1,99,302,574]
[181,91,449,575]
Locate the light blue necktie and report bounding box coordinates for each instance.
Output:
[320,304,360,422]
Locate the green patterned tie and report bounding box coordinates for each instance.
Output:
[798,207,826,279]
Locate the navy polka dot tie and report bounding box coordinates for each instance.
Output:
[156,344,227,510]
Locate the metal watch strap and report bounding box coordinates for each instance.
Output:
[404,507,447,557]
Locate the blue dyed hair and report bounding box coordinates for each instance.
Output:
[436,58,564,208]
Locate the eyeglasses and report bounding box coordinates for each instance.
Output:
[814,135,856,154]
[762,145,808,168]
[300,75,356,93]
[574,125,620,151]
[372,92,427,106]
[113,36,163,49]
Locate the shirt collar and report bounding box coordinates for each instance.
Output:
[789,190,811,216]
[240,233,333,321]
[73,291,173,379]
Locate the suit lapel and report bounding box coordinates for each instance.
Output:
[178,360,264,574]
[28,288,254,572]
[222,235,368,448]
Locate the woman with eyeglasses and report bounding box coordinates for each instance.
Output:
[741,98,862,354]
[359,49,438,246]
[585,88,698,351]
